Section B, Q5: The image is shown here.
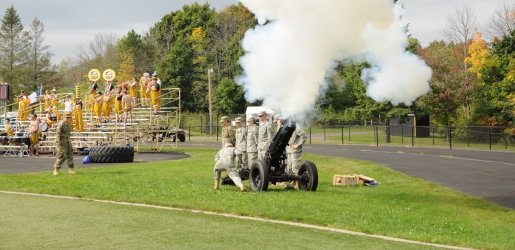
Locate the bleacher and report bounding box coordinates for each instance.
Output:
[1,88,181,156]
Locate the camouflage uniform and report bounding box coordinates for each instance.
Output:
[246,123,258,168]
[286,125,307,175]
[221,125,235,147]
[257,120,273,160]
[214,146,244,190]
[53,119,74,172]
[235,125,247,169]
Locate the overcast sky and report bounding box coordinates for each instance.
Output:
[0,0,510,64]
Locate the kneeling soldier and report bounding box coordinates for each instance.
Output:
[214,143,245,192]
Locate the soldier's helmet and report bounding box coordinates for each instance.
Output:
[219,116,229,123]
[246,117,254,123]
[224,143,233,148]
[257,110,267,117]
[235,117,242,123]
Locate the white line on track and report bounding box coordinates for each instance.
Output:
[0,190,474,250]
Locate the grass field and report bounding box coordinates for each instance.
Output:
[0,148,514,249]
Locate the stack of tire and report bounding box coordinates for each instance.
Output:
[89,146,134,163]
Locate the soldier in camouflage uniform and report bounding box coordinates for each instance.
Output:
[246,117,258,168]
[257,110,273,160]
[53,114,75,175]
[286,122,307,188]
[234,117,247,169]
[219,116,235,147]
[213,143,246,192]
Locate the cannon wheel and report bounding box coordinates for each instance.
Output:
[249,160,270,191]
[298,161,318,191]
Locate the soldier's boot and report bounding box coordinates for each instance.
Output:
[239,185,247,192]
[53,169,59,176]
[292,180,299,190]
[68,168,76,175]
[214,180,220,190]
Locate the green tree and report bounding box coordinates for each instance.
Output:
[215,77,245,115]
[117,29,152,74]
[27,17,52,86]
[117,50,136,82]
[0,5,30,98]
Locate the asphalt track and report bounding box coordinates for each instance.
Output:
[1,143,514,209]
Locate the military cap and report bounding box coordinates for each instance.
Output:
[246,117,254,122]
[235,117,242,123]
[257,110,267,117]
[219,116,229,123]
[273,114,282,122]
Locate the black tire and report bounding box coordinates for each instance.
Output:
[298,161,318,191]
[249,160,270,191]
[178,132,186,142]
[89,146,134,163]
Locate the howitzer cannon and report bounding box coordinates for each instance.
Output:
[248,122,318,191]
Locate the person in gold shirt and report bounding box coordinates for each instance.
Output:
[129,77,138,99]
[114,86,123,122]
[45,105,61,128]
[3,118,14,137]
[17,91,30,121]
[101,92,112,122]
[74,97,84,131]
[28,113,40,156]
[94,91,103,126]
[139,72,150,107]
[147,72,161,114]
[43,90,51,111]
[50,89,58,108]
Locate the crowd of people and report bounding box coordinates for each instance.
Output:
[213,111,307,192]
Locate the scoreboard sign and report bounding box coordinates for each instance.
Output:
[0,84,9,100]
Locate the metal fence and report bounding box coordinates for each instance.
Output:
[178,124,515,151]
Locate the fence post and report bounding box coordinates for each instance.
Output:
[200,116,203,136]
[467,126,470,148]
[449,126,452,150]
[375,126,379,147]
[341,126,344,145]
[323,126,326,142]
[401,125,404,144]
[216,125,219,142]
[309,127,312,144]
[348,126,351,142]
[489,126,492,151]
[411,125,415,147]
[432,126,435,145]
[188,125,191,142]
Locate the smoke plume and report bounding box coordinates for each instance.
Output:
[237,0,432,120]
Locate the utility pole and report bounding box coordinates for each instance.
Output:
[208,68,214,136]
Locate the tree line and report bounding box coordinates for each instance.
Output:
[0,2,513,134]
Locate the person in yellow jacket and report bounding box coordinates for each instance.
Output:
[129,77,138,99]
[139,72,150,107]
[43,90,51,111]
[101,92,112,122]
[17,91,30,121]
[93,91,103,126]
[147,72,161,114]
[3,118,14,136]
[50,89,58,108]
[74,97,84,131]
[45,106,61,128]
[114,86,123,122]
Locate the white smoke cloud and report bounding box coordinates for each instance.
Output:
[237,0,432,120]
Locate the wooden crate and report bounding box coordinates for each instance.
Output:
[333,175,361,186]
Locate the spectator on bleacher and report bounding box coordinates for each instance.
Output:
[3,118,14,137]
[94,92,103,126]
[88,83,98,112]
[101,92,112,122]
[17,91,30,121]
[74,97,84,131]
[115,86,123,122]
[104,80,114,93]
[122,90,135,125]
[45,105,60,128]
[53,113,75,176]
[28,113,40,156]
[50,89,58,108]
[43,90,51,111]
[64,95,74,130]
[139,72,150,107]
[129,77,138,99]
[147,72,161,114]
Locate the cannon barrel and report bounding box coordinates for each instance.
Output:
[265,122,296,166]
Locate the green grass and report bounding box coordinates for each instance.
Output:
[0,192,439,250]
[0,148,514,249]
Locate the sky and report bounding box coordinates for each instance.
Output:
[0,0,511,65]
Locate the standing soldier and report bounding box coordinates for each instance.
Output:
[246,117,258,168]
[219,116,235,147]
[286,122,307,188]
[213,144,246,192]
[139,72,150,107]
[74,97,84,131]
[234,117,247,169]
[257,110,273,160]
[53,114,75,175]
